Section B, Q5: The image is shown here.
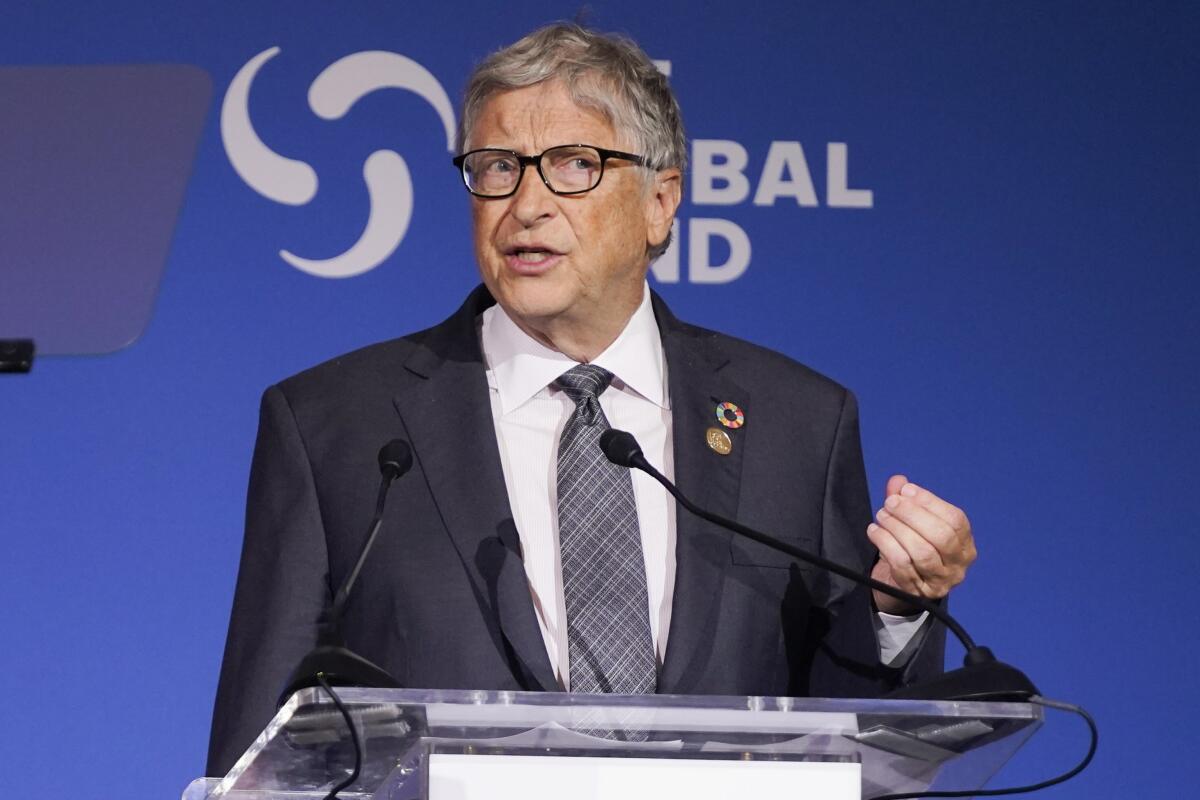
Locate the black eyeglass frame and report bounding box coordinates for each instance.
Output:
[451,144,647,198]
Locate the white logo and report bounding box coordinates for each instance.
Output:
[652,139,874,285]
[221,47,455,278]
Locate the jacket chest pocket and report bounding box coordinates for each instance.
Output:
[729,534,818,572]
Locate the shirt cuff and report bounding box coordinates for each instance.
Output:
[873,610,930,667]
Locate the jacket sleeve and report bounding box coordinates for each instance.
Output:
[206,385,332,777]
[806,389,946,697]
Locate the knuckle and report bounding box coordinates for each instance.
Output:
[911,548,941,573]
[888,546,914,569]
[928,518,956,545]
[889,555,917,579]
[916,578,941,598]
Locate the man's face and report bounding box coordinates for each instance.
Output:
[466,81,679,351]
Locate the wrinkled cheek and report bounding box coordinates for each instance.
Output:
[469,220,498,281]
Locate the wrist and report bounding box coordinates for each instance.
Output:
[873,588,920,616]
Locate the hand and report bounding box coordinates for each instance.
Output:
[868,475,976,615]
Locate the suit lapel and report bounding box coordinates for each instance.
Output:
[654,296,750,691]
[392,288,558,691]
[389,288,749,694]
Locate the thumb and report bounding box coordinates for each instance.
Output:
[886,474,908,498]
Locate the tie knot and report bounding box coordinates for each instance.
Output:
[555,363,614,399]
[555,364,614,421]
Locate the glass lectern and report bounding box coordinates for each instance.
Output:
[184,688,1040,799]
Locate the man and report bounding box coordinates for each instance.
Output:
[208,23,975,777]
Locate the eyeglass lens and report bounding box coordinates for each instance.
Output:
[463,146,604,196]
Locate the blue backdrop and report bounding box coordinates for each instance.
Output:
[3,2,1197,797]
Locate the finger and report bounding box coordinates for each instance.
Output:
[874,516,953,601]
[886,474,908,498]
[867,524,923,592]
[893,485,977,567]
[875,505,947,576]
[867,524,935,596]
[898,481,969,532]
[882,493,962,556]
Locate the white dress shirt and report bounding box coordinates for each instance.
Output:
[480,285,923,689]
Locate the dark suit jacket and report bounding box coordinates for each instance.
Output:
[207,286,943,776]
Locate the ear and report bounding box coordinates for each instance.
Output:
[644,167,682,249]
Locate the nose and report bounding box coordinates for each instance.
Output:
[508,163,557,227]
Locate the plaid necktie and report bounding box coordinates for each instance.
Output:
[555,364,656,694]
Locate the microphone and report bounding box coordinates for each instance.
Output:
[279,439,413,704]
[379,438,413,478]
[328,440,413,624]
[599,428,1037,701]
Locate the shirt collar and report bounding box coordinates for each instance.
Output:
[480,284,668,415]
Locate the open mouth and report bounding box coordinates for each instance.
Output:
[502,244,564,271]
[510,249,555,263]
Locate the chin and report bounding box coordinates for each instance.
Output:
[488,275,573,322]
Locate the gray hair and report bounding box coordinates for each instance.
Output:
[458,23,687,258]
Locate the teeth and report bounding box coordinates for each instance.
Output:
[515,250,551,262]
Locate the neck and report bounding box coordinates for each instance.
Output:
[513,313,626,363]
[520,288,644,362]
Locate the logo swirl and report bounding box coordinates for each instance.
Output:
[221,47,456,278]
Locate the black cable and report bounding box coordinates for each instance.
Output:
[636,452,978,650]
[316,673,364,800]
[870,695,1097,800]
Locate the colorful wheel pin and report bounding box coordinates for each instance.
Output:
[715,401,744,429]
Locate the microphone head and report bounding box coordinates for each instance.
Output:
[377,439,413,479]
[599,428,643,468]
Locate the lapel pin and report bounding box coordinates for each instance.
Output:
[715,401,745,429]
[706,426,733,455]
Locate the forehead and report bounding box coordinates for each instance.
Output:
[469,81,621,152]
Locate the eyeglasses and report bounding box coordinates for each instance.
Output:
[452,144,646,198]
